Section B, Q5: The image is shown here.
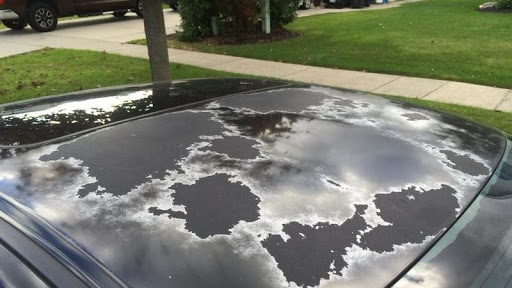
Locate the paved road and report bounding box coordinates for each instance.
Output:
[1,6,510,112]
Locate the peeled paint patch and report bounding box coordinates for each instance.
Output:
[326,179,342,187]
[169,174,260,239]
[39,111,226,197]
[441,150,489,176]
[360,185,458,253]
[148,207,186,219]
[262,205,368,288]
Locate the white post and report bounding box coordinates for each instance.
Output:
[263,0,271,34]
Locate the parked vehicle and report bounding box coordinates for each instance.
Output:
[299,0,312,9]
[162,0,178,11]
[323,0,348,8]
[323,0,370,8]
[0,0,143,32]
[0,78,510,287]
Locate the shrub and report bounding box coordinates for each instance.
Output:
[497,0,512,9]
[269,0,300,27]
[215,0,260,34]
[178,0,300,41]
[177,0,216,41]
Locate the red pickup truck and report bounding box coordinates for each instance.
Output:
[0,0,142,32]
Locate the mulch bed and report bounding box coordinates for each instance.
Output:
[167,27,301,46]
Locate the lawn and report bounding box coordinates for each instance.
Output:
[0,48,510,136]
[0,48,245,104]
[155,0,512,89]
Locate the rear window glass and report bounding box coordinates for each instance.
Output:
[0,79,287,147]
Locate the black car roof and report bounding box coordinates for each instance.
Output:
[0,79,506,288]
[0,79,289,147]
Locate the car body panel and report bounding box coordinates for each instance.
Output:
[0,79,506,288]
[0,9,19,20]
[0,0,136,24]
[55,0,77,17]
[394,139,512,288]
[74,0,131,14]
[0,0,25,19]
[162,0,178,10]
[0,194,126,287]
[0,241,49,288]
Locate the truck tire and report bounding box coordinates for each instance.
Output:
[169,3,178,11]
[27,2,58,32]
[301,0,312,9]
[1,19,28,30]
[135,0,143,18]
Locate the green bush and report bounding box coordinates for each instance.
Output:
[269,0,300,27]
[177,0,299,41]
[177,0,216,41]
[497,0,512,9]
[216,0,260,34]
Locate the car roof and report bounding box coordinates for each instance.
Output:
[0,78,506,288]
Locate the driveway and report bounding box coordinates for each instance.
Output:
[0,10,181,58]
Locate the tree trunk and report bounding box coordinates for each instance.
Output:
[142,0,171,83]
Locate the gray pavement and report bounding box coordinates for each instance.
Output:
[1,7,510,112]
[0,10,181,57]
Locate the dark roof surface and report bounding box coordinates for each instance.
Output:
[0,79,506,288]
[0,79,288,147]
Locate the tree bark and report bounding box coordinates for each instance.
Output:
[142,0,171,83]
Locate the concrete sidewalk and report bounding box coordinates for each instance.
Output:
[112,44,512,113]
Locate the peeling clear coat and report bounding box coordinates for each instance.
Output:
[0,79,506,288]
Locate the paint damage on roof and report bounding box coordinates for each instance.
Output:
[0,82,505,288]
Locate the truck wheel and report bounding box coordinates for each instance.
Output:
[28,2,58,32]
[169,3,178,11]
[1,19,28,30]
[135,0,143,18]
[302,0,312,9]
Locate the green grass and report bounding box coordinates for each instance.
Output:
[0,48,246,104]
[152,0,512,89]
